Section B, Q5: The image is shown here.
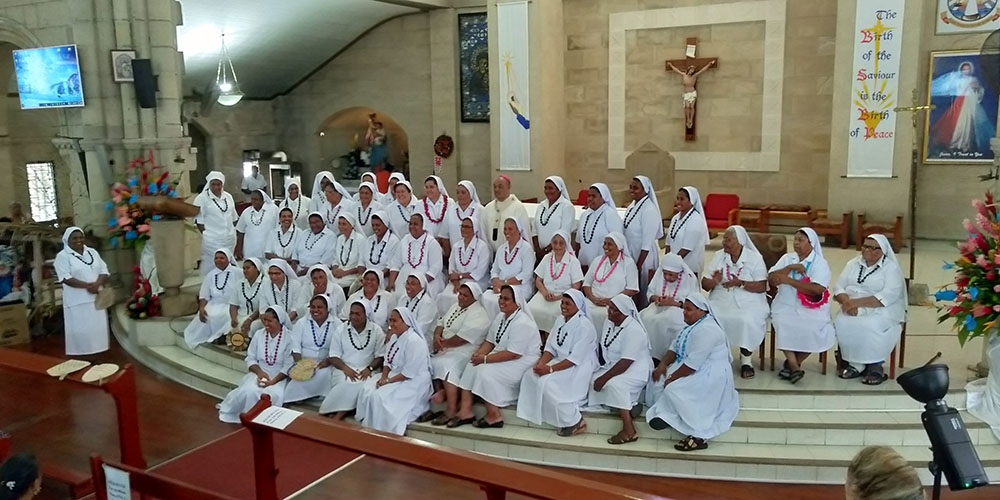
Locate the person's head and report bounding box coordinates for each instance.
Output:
[663,269,679,283]
[0,453,41,500]
[287,183,300,200]
[251,165,260,177]
[861,237,884,267]
[214,251,230,271]
[268,265,287,286]
[310,267,328,292]
[250,190,264,211]
[309,295,330,324]
[960,62,973,75]
[457,284,476,309]
[722,227,743,256]
[686,65,696,75]
[503,218,519,244]
[587,187,604,210]
[362,270,380,295]
[371,214,388,238]
[460,217,475,242]
[543,179,560,203]
[628,178,645,202]
[388,309,406,335]
[493,176,511,201]
[683,298,709,325]
[243,260,261,282]
[279,208,293,230]
[324,183,342,205]
[551,233,567,256]
[793,229,813,259]
[674,188,692,213]
[349,302,368,330]
[262,308,281,334]
[498,285,518,316]
[395,182,412,205]
[408,213,425,238]
[603,235,622,260]
[456,183,472,207]
[319,176,333,193]
[607,301,626,326]
[209,179,223,196]
[308,213,325,234]
[359,184,373,207]
[424,177,440,201]
[560,294,579,320]
[388,176,399,194]
[67,229,85,254]
[405,275,423,298]
[338,216,353,237]
[845,446,924,500]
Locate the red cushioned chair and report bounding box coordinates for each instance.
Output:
[575,189,589,206]
[703,193,740,236]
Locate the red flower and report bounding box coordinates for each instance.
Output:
[950,305,965,316]
[974,305,993,318]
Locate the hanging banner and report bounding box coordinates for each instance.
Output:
[497,1,530,171]
[846,0,904,178]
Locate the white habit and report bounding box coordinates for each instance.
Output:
[430,301,491,385]
[218,325,293,423]
[587,316,652,411]
[458,308,541,407]
[54,237,110,356]
[356,328,432,436]
[284,315,341,403]
[526,251,584,332]
[318,320,385,414]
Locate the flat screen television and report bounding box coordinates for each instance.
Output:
[12,44,84,110]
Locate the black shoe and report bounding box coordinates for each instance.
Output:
[649,417,669,431]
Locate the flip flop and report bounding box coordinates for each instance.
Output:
[607,432,638,445]
[839,365,862,379]
[431,414,452,426]
[674,436,708,452]
[447,416,475,428]
[473,417,504,429]
[788,370,805,384]
[778,360,791,380]
[740,364,755,379]
[862,372,888,386]
[416,410,442,423]
[557,420,587,437]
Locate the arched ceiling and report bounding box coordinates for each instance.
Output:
[176,0,434,99]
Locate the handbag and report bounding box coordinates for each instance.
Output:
[94,287,116,310]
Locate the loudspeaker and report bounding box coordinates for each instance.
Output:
[131,58,157,108]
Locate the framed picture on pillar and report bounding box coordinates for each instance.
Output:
[923,50,999,164]
[458,13,489,122]
[111,50,136,83]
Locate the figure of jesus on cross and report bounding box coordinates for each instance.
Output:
[665,37,718,141]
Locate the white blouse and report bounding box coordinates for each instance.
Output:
[329,321,383,370]
[234,276,265,318]
[279,195,311,230]
[54,247,110,307]
[362,232,400,273]
[390,233,444,284]
[832,256,906,323]
[333,232,367,271]
[200,266,239,305]
[265,226,302,261]
[295,229,336,269]
[576,205,624,266]
[245,328,294,379]
[385,199,419,237]
[290,317,340,359]
[584,254,639,299]
[533,199,576,248]
[258,278,309,321]
[323,198,358,233]
[420,195,451,239]
[354,201,381,237]
[622,196,662,267]
[535,252,584,295]
[486,310,540,356]
[437,302,490,345]
[666,209,708,275]
[449,238,493,286]
[769,251,832,312]
[705,249,769,310]
[598,317,649,366]
[647,268,698,302]
[546,313,598,366]
[444,203,484,245]
[194,192,238,244]
[491,239,535,284]
[341,289,396,329]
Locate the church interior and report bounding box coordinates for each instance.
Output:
[5,0,1000,499]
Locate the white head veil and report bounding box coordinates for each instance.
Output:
[358,182,380,206]
[460,282,484,302]
[404,272,428,299]
[61,226,85,249]
[338,211,362,236]
[254,189,276,210]
[545,176,571,202]
[307,264,335,288]
[550,230,575,257]
[330,182,353,203]
[195,171,227,205]
[504,216,529,243]
[212,248,238,271]
[457,180,482,206]
[562,288,589,319]
[243,257,264,280]
[268,259,297,284]
[263,305,292,330]
[589,183,615,210]
[393,306,425,339]
[311,171,335,202]
[502,284,536,324]
[360,172,381,193]
[634,176,664,239]
[680,186,709,242]
[370,210,391,234]
[685,293,725,331]
[310,293,334,323]
[726,225,761,258]
[349,297,374,322]
[284,179,303,202]
[660,252,696,282]
[361,268,384,290]
[424,175,450,199]
[604,232,630,260]
[797,226,825,260]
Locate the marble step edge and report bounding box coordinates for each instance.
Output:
[146,346,240,397]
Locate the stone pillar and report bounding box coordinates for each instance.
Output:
[429,9,461,188]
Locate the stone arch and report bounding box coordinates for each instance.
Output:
[316,106,409,175]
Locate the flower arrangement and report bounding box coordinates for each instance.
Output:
[935,191,1000,346]
[125,265,160,319]
[106,150,180,248]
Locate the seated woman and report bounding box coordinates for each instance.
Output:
[575,183,624,270]
[388,213,444,297]
[833,234,905,385]
[583,233,638,331]
[452,286,541,428]
[646,295,739,452]
[587,294,652,445]
[235,258,266,335]
[308,171,336,213]
[361,211,399,282]
[306,264,347,315]
[641,253,698,362]
[768,227,835,384]
[385,180,419,236]
[321,182,357,233]
[319,299,386,419]
[665,186,709,276]
[264,207,301,264]
[355,307,432,435]
[436,216,492,316]
[354,181,382,237]
[517,289,598,436]
[331,213,366,291]
[399,273,438,347]
[481,218,535,318]
[284,295,341,404]
[342,269,396,329]
[218,306,294,423]
[259,260,308,323]
[184,249,239,348]
[702,225,770,379]
[293,212,336,276]
[418,283,491,426]
[527,231,584,333]
[280,179,310,229]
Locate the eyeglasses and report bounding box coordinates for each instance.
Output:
[861,245,881,251]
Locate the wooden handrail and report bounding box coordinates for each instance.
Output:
[241,397,668,500]
[89,455,240,500]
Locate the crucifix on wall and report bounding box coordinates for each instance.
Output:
[665,37,718,142]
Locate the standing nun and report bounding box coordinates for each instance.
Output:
[646,294,739,452]
[280,178,311,229]
[583,232,639,332]
[665,186,709,276]
[342,269,396,329]
[575,183,624,270]
[421,175,451,242]
[284,295,342,403]
[354,172,379,203]
[354,181,382,237]
[218,306,294,423]
[355,307,433,436]
[438,215,492,316]
[533,176,577,256]
[235,189,278,261]
[54,227,110,355]
[184,248,239,348]
[444,180,485,248]
[641,253,699,361]
[481,217,535,318]
[320,298,385,419]
[321,181,357,233]
[385,180,419,236]
[307,171,336,213]
[624,176,664,305]
[381,172,406,205]
[194,171,237,276]
[387,212,444,296]
[259,259,308,323]
[517,289,598,436]
[361,211,400,281]
[331,213,366,290]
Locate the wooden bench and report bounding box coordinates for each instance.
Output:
[810,210,852,249]
[858,213,904,252]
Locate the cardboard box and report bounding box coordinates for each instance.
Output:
[0,302,29,347]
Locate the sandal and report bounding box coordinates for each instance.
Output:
[431,414,452,426]
[557,419,587,437]
[788,370,805,384]
[862,371,888,386]
[648,417,669,431]
[674,436,708,452]
[607,432,638,445]
[416,410,442,423]
[446,416,475,428]
[740,364,755,379]
[473,417,504,429]
[778,360,791,380]
[839,365,862,380]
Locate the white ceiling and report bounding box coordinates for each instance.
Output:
[177,0,420,99]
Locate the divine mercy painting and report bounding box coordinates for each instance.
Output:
[924,50,999,164]
[459,13,489,122]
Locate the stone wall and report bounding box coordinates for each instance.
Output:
[185,100,279,194]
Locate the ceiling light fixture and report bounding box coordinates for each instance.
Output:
[215,34,243,106]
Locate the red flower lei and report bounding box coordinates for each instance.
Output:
[424,195,448,224]
[264,329,284,366]
[593,255,621,284]
[458,243,475,267]
[407,235,427,269]
[549,254,567,280]
[796,276,830,309]
[387,338,402,364]
[725,263,742,281]
[661,272,682,298]
[504,243,520,265]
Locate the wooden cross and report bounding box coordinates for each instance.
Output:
[665,37,719,142]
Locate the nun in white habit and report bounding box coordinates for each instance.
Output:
[665,186,709,276]
[575,183,624,269]
[235,258,265,335]
[306,264,347,314]
[218,306,294,423]
[532,176,577,253]
[481,217,536,318]
[235,189,278,261]
[768,227,835,384]
[388,212,444,296]
[355,307,432,436]
[321,181,358,233]
[527,231,585,332]
[54,227,111,356]
[420,175,451,240]
[385,180,420,236]
[517,289,598,435]
[319,298,386,418]
[587,294,653,445]
[437,215,492,316]
[279,178,310,229]
[452,286,541,428]
[703,225,770,379]
[623,176,664,305]
[184,248,239,348]
[264,207,302,263]
[331,212,366,290]
[641,253,699,361]
[832,234,906,385]
[381,172,405,206]
[645,295,739,452]
[342,269,396,329]
[354,182,382,237]
[194,171,238,276]
[259,259,308,323]
[361,211,400,280]
[444,180,484,247]
[308,171,336,213]
[398,273,439,348]
[284,294,341,403]
[583,232,639,332]
[354,172,379,203]
[293,212,336,274]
